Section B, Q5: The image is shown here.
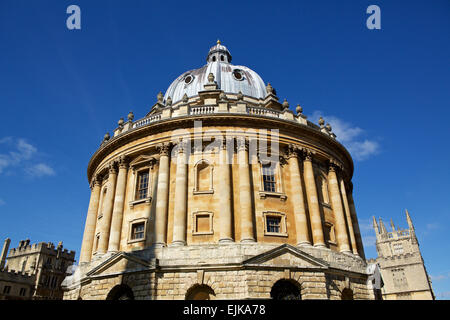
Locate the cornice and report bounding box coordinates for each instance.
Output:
[87,114,354,182]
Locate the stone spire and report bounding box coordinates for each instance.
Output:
[379,218,387,234]
[372,216,379,234]
[390,218,396,232]
[405,209,415,232]
[0,238,10,270]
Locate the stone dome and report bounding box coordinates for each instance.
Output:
[164,41,267,104]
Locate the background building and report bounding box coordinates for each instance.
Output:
[0,238,75,300]
[63,42,375,300]
[370,210,435,300]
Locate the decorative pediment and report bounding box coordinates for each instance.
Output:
[243,244,329,269]
[86,252,155,278]
[129,154,157,171]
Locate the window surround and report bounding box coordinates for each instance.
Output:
[93,233,100,255]
[127,218,148,244]
[192,211,214,235]
[193,159,214,195]
[315,170,331,206]
[257,156,286,201]
[128,155,156,208]
[262,211,288,237]
[324,221,336,245]
[97,186,107,219]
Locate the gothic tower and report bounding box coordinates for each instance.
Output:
[372,210,434,300]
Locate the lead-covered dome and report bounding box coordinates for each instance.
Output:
[164,41,267,104]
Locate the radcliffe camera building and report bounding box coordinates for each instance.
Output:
[61,41,398,300]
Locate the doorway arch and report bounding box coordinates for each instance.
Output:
[185,284,216,300]
[270,279,302,300]
[106,284,135,300]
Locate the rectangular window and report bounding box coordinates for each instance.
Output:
[19,288,27,296]
[266,216,281,233]
[3,286,11,294]
[136,171,149,200]
[262,164,276,192]
[131,222,145,240]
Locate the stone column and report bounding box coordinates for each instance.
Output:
[154,143,171,247]
[79,176,102,263]
[327,162,351,254]
[237,137,255,242]
[347,185,366,259]
[97,162,117,254]
[302,150,325,247]
[287,145,311,246]
[107,157,129,252]
[172,141,188,246]
[219,139,233,243]
[339,177,358,255]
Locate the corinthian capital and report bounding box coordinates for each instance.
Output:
[175,140,188,155]
[108,161,118,174]
[302,148,315,161]
[90,174,102,189]
[328,159,342,173]
[157,142,171,156]
[118,156,129,169]
[236,137,248,152]
[286,144,300,159]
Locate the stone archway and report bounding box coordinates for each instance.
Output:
[341,288,354,300]
[185,284,216,300]
[270,279,302,300]
[106,284,135,300]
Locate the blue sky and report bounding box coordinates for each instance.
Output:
[0,0,449,299]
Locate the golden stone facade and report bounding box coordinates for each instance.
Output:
[63,42,375,300]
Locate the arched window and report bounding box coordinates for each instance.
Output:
[185,284,216,300]
[193,160,213,194]
[220,55,224,61]
[270,279,301,300]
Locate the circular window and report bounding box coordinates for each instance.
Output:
[184,74,194,84]
[232,69,244,81]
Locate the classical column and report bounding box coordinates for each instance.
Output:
[339,177,358,255]
[302,150,325,247]
[154,143,171,247]
[97,162,117,254]
[79,176,102,263]
[327,162,351,254]
[347,184,366,259]
[172,141,188,246]
[287,145,311,246]
[219,138,233,243]
[107,157,129,252]
[237,137,255,242]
